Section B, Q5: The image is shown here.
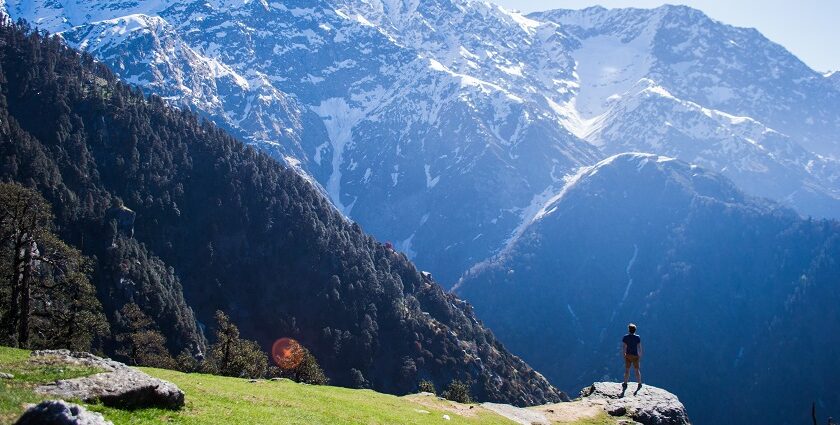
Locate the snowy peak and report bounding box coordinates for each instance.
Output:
[586,78,840,217]
[0,0,171,33]
[336,0,575,92]
[537,4,840,157]
[527,5,840,218]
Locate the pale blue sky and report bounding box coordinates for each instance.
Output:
[491,0,839,73]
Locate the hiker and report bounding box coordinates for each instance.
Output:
[622,323,642,388]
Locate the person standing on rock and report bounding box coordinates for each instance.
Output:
[622,323,642,389]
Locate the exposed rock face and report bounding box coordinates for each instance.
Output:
[14,400,112,425]
[0,371,13,379]
[107,204,136,238]
[32,350,184,410]
[580,382,690,425]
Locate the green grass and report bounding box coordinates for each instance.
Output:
[88,368,514,425]
[0,346,620,424]
[0,346,512,424]
[0,346,103,424]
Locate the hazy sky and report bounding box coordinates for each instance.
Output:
[490,0,839,73]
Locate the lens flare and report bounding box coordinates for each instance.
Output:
[272,338,304,370]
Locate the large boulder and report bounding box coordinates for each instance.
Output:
[15,400,111,425]
[580,382,690,425]
[32,350,184,410]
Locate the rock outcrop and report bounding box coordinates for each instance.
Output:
[14,400,112,425]
[107,203,136,238]
[32,350,184,410]
[519,382,690,425]
[579,382,690,425]
[476,382,689,425]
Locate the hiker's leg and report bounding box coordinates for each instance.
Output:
[635,365,642,384]
[623,364,630,384]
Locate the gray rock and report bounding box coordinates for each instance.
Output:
[0,372,14,379]
[32,350,184,410]
[580,382,690,425]
[608,405,628,416]
[14,400,112,425]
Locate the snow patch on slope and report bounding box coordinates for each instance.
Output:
[312,98,364,216]
[571,33,654,120]
[609,243,639,323]
[557,8,664,142]
[425,164,440,189]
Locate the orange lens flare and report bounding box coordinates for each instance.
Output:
[272,338,304,370]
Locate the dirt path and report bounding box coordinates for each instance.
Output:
[530,400,608,423]
[482,402,551,424]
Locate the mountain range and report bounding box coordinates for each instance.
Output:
[5,0,839,285]
[3,1,840,423]
[0,21,562,405]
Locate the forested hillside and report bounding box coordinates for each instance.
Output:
[0,19,562,406]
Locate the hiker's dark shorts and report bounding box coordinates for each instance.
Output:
[624,354,640,369]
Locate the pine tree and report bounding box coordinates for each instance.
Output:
[0,183,54,347]
[0,182,108,350]
[175,349,199,373]
[202,311,268,379]
[31,236,109,352]
[442,380,472,404]
[417,380,436,394]
[273,346,329,385]
[115,303,177,369]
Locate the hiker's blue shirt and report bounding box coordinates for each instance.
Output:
[623,334,641,355]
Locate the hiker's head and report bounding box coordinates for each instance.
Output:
[628,323,637,334]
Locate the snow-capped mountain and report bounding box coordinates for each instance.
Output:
[2,0,604,283]
[537,6,840,156]
[4,0,839,284]
[585,78,840,217]
[532,6,840,217]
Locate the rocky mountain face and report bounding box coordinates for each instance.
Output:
[456,153,840,424]
[0,22,562,405]
[533,6,840,219]
[6,1,838,285]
